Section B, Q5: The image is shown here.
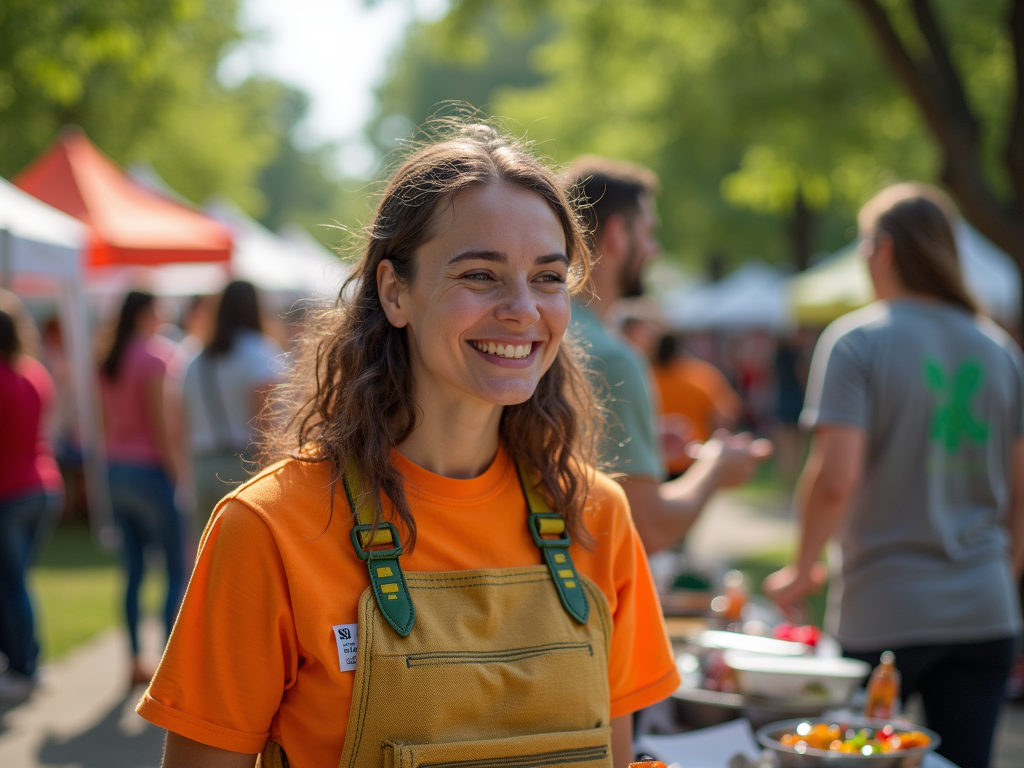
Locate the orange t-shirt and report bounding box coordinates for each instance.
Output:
[653,358,741,474]
[137,446,680,767]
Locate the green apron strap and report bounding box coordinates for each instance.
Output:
[343,460,416,637]
[516,462,589,625]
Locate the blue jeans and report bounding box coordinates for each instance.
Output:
[0,489,61,677]
[107,465,186,656]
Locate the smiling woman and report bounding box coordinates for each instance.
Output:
[137,123,682,768]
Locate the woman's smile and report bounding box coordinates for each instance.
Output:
[468,339,537,361]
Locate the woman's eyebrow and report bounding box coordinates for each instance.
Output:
[447,251,568,266]
[448,250,507,265]
[536,253,569,266]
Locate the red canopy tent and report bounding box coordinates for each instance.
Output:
[14,128,232,267]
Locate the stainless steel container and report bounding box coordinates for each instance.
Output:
[756,718,941,768]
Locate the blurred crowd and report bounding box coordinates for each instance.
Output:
[0,280,287,695]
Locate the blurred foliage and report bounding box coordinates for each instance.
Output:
[370,0,1011,270]
[368,4,556,163]
[258,88,373,246]
[0,0,354,241]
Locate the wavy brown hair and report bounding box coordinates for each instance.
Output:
[262,124,600,548]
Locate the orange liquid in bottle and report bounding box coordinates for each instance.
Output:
[864,650,901,719]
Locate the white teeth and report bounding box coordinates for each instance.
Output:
[472,341,533,359]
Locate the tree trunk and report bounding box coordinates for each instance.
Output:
[789,191,814,271]
[850,0,1024,338]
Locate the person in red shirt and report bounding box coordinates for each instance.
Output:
[0,294,63,702]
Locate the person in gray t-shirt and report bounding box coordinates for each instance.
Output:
[765,183,1023,768]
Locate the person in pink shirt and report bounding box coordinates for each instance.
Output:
[0,295,64,702]
[99,290,186,686]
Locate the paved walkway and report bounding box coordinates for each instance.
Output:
[0,622,164,767]
[0,490,1020,767]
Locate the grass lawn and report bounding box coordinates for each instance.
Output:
[728,456,793,504]
[29,524,165,661]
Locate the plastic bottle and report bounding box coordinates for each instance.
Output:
[722,569,747,630]
[863,650,901,719]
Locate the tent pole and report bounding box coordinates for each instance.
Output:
[0,228,11,290]
[58,278,115,547]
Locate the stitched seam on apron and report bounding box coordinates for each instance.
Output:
[404,573,550,585]
[416,746,609,768]
[346,595,376,768]
[581,579,610,649]
[409,579,553,591]
[405,642,593,668]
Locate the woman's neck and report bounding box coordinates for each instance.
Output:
[396,391,503,479]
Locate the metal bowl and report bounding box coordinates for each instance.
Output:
[756,717,941,768]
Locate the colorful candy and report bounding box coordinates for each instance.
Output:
[776,722,931,754]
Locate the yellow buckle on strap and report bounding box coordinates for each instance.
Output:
[536,517,566,536]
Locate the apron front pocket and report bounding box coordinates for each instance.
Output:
[404,642,593,669]
[382,726,612,768]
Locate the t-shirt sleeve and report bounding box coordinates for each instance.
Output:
[600,479,681,717]
[136,499,299,754]
[800,324,871,431]
[599,352,663,479]
[21,357,57,414]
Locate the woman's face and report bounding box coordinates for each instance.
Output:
[378,181,571,412]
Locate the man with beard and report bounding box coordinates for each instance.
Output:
[569,157,772,554]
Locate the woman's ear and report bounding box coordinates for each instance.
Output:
[377,259,408,328]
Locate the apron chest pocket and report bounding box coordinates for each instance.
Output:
[382,726,612,768]
[404,642,593,669]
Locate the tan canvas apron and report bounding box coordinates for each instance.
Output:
[259,463,614,768]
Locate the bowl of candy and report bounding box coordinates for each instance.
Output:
[756,718,940,768]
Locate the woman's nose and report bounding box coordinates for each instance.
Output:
[496,280,541,325]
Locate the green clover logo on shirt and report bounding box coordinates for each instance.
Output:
[922,358,990,451]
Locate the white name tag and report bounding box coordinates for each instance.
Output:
[333,623,359,672]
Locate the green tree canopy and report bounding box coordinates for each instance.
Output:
[0,0,356,241]
[371,0,1011,271]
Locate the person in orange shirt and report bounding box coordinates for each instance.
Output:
[137,124,680,768]
[652,334,741,477]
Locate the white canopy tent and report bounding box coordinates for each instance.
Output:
[958,223,1021,321]
[0,177,112,537]
[206,200,348,305]
[662,261,794,332]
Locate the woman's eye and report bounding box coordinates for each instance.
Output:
[463,272,494,281]
[535,272,567,284]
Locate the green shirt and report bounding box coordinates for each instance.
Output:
[572,300,665,479]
